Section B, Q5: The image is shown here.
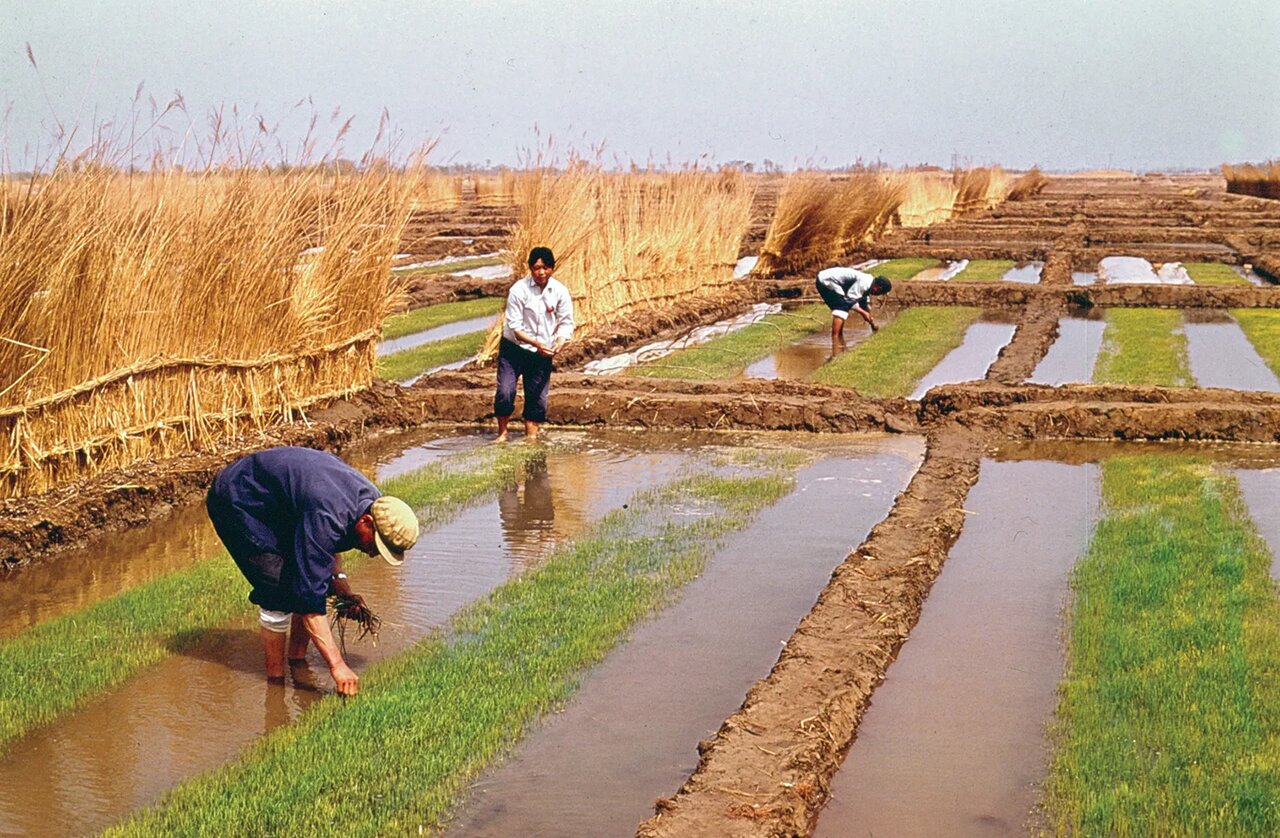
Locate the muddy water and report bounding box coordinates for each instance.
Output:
[442,437,925,838]
[910,320,1018,398]
[815,460,1100,838]
[1235,469,1280,579]
[376,314,496,356]
[742,311,898,380]
[1029,311,1106,385]
[0,437,697,838]
[1184,311,1280,391]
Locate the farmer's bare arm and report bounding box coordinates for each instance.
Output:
[301,612,359,696]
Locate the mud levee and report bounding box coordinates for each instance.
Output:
[984,296,1063,384]
[636,428,984,838]
[0,382,428,568]
[754,279,1280,309]
[399,276,512,310]
[407,372,921,434]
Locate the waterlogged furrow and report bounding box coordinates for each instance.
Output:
[0,444,548,751]
[628,304,828,381]
[1093,308,1191,386]
[382,298,504,341]
[376,330,487,381]
[1044,456,1280,834]
[811,307,981,397]
[106,462,799,837]
[1232,310,1280,380]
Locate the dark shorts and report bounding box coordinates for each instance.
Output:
[206,487,320,614]
[494,337,554,423]
[816,280,852,313]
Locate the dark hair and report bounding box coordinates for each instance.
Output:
[528,246,556,269]
[870,276,892,294]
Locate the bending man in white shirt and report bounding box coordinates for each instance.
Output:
[494,246,575,443]
[815,267,892,340]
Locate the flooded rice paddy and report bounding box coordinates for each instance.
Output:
[376,314,497,356]
[816,459,1099,837]
[1029,310,1106,385]
[444,437,923,836]
[1183,311,1280,391]
[910,316,1017,398]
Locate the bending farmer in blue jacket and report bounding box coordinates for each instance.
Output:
[207,446,420,696]
[815,267,892,340]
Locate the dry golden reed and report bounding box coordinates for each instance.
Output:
[480,161,754,357]
[1222,161,1280,200]
[1007,167,1050,201]
[0,145,426,496]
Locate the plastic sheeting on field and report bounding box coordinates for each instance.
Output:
[1098,256,1192,285]
[583,303,782,375]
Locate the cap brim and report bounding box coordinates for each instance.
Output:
[373,530,405,566]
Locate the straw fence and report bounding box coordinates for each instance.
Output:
[0,164,422,497]
[1223,162,1280,200]
[480,165,754,358]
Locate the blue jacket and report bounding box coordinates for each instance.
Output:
[208,447,380,613]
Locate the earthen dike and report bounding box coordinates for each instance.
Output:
[4,173,1279,837]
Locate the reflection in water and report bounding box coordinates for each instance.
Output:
[498,461,557,571]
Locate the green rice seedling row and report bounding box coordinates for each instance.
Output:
[376,330,488,381]
[1231,310,1280,378]
[0,445,548,751]
[106,461,797,836]
[626,303,828,381]
[382,298,505,341]
[1093,308,1192,387]
[811,307,982,397]
[1043,456,1280,834]
[952,259,1015,282]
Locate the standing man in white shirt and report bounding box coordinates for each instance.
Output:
[494,246,575,443]
[815,266,892,340]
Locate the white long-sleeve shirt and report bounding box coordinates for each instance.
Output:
[816,267,875,308]
[502,275,575,353]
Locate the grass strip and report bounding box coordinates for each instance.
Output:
[376,330,487,382]
[626,303,828,380]
[1093,308,1191,387]
[1044,456,1280,834]
[871,258,941,281]
[391,255,505,277]
[1186,262,1249,286]
[951,259,1015,282]
[106,458,799,836]
[810,306,981,397]
[1231,310,1280,378]
[0,444,548,751]
[382,298,503,341]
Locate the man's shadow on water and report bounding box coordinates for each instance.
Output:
[166,626,372,687]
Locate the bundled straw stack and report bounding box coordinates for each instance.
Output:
[481,164,754,357]
[0,164,422,497]
[1006,167,1051,201]
[952,166,1012,214]
[753,172,904,276]
[1223,162,1280,200]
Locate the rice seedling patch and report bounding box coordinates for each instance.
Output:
[1185,262,1250,286]
[951,259,1015,282]
[811,307,982,397]
[1231,310,1280,378]
[382,298,504,341]
[870,258,941,281]
[376,330,487,382]
[1093,308,1191,387]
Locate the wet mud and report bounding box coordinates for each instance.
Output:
[815,460,1098,837]
[444,439,923,837]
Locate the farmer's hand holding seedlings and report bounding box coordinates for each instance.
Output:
[206,447,420,698]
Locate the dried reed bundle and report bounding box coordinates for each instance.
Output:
[754,172,904,275]
[1223,161,1280,199]
[410,168,464,210]
[479,163,754,357]
[953,166,1011,213]
[1006,167,1050,201]
[893,171,959,226]
[0,144,427,496]
[474,170,520,205]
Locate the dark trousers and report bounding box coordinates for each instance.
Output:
[494,338,553,422]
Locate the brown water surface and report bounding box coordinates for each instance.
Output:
[442,436,925,837]
[815,460,1100,838]
[0,435,697,838]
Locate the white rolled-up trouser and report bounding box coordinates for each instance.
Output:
[259,607,292,633]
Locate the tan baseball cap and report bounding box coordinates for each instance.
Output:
[370,496,419,566]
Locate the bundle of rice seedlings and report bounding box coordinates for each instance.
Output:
[479,160,754,357]
[0,116,431,497]
[328,593,382,648]
[1007,167,1050,201]
[1223,161,1280,199]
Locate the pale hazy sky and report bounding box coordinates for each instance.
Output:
[2,0,1277,171]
